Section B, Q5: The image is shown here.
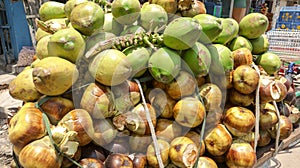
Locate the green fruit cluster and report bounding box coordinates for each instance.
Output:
[8,1,291,168]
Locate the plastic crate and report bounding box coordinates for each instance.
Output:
[278,6,300,22]
[280,6,300,11]
[293,11,300,22]
[278,11,294,22]
[275,21,292,30]
[291,22,300,31]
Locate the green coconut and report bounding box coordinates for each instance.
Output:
[163,17,202,50]
[208,44,234,75]
[239,13,269,39]
[9,68,42,102]
[193,14,223,44]
[148,47,181,84]
[250,34,269,55]
[256,52,282,75]
[64,0,88,19]
[89,49,132,86]
[39,1,66,21]
[30,59,41,68]
[182,42,211,76]
[36,35,52,60]
[35,28,51,42]
[32,57,79,96]
[213,18,239,45]
[70,1,105,36]
[228,36,253,52]
[123,46,151,77]
[48,27,85,63]
[139,3,168,32]
[111,0,141,25]
[102,13,124,35]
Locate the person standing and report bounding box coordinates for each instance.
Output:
[232,0,247,22]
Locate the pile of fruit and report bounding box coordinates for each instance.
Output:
[7,0,300,167]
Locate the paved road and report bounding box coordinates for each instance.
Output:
[259,141,300,168]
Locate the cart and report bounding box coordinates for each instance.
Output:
[266,29,300,62]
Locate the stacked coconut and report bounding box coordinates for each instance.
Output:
[7,0,299,168]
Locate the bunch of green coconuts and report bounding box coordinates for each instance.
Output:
[8,0,295,168]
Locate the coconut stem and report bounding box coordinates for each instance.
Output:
[85,37,114,59]
[35,19,55,34]
[143,36,157,51]
[85,32,164,59]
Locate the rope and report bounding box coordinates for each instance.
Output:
[193,87,207,168]
[252,63,261,152]
[12,147,21,168]
[134,79,164,168]
[41,112,61,153]
[35,96,83,168]
[273,100,282,156]
[65,83,91,94]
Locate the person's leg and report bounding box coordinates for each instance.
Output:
[232,0,247,22]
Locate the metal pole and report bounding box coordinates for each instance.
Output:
[229,0,234,17]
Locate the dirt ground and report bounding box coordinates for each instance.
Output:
[0,74,23,168]
[0,117,13,168]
